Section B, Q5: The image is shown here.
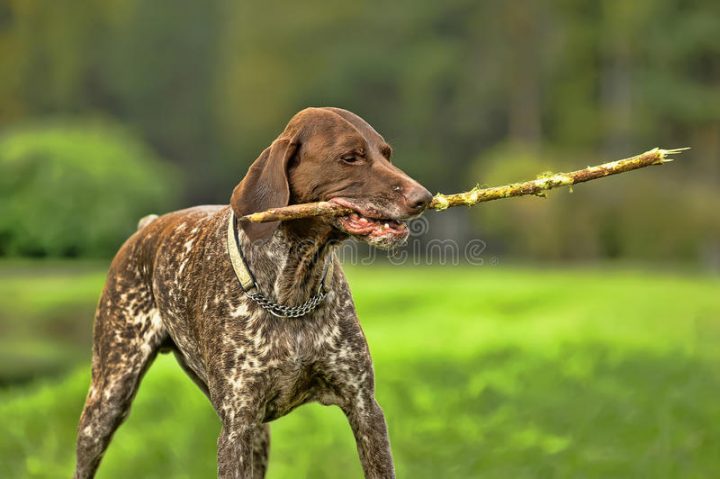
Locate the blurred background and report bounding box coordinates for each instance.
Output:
[0,1,719,478]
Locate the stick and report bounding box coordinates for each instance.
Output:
[240,147,688,223]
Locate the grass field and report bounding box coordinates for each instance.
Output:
[1,262,719,478]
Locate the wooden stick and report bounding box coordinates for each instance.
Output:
[240,147,688,223]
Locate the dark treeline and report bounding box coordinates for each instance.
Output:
[0,0,718,264]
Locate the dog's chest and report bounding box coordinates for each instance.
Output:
[253,316,350,421]
[260,353,322,421]
[214,294,358,420]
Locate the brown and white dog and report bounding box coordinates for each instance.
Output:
[74,107,432,479]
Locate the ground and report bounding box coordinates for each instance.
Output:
[0,262,719,478]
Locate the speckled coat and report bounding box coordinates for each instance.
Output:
[73,107,434,479]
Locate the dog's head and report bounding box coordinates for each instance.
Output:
[231,107,432,248]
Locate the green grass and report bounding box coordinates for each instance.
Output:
[1,263,719,478]
[0,260,105,381]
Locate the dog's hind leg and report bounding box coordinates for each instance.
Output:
[74,277,166,479]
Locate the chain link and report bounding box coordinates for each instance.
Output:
[246,287,327,318]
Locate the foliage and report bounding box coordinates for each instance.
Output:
[0,120,177,257]
[1,264,719,478]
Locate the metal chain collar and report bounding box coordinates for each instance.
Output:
[227,210,332,319]
[246,287,327,318]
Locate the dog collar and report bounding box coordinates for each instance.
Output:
[226,210,334,317]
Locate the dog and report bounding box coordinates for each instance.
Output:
[74,107,432,478]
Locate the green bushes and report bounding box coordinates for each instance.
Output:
[0,120,178,257]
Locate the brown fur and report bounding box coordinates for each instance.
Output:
[74,107,432,478]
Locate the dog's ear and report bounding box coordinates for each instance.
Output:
[231,137,299,242]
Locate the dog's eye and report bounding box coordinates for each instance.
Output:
[341,154,359,164]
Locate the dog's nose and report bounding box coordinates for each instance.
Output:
[406,185,433,212]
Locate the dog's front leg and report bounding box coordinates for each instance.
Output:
[341,391,395,479]
[211,383,264,479]
[217,420,258,479]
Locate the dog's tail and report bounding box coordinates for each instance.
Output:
[137,214,159,230]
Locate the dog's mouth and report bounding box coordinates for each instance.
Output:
[329,198,409,249]
[338,213,408,242]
